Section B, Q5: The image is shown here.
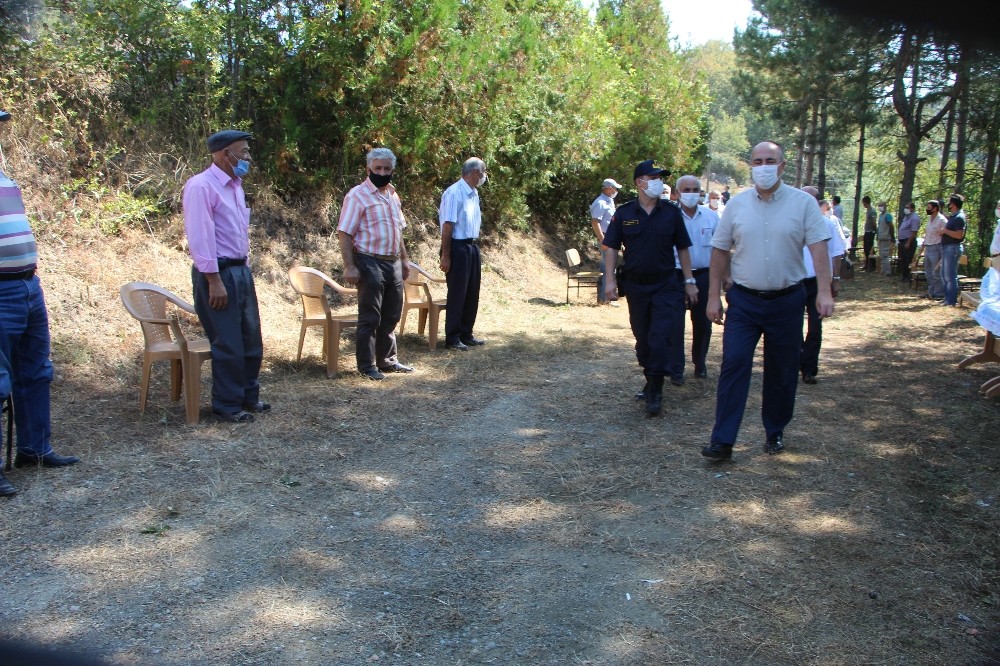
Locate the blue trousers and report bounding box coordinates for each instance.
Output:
[355,254,403,371]
[941,243,961,305]
[625,276,684,378]
[445,241,481,345]
[192,265,262,414]
[711,285,805,445]
[923,243,943,298]
[799,277,821,377]
[0,274,55,457]
[669,270,712,378]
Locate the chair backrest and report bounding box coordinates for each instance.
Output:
[120,282,195,349]
[288,266,357,320]
[403,279,428,305]
[566,249,582,271]
[959,254,969,266]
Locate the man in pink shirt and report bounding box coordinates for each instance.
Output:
[337,148,414,380]
[182,129,268,423]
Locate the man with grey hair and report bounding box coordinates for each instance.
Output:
[591,177,622,305]
[439,157,487,351]
[337,147,414,380]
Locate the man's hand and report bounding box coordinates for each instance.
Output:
[343,265,360,286]
[206,273,228,310]
[707,294,724,324]
[831,280,841,298]
[604,278,618,303]
[684,283,699,306]
[816,291,835,318]
[440,256,451,273]
[401,261,411,282]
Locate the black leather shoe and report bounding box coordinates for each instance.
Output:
[670,376,685,387]
[446,341,469,352]
[361,367,386,380]
[243,401,271,413]
[635,380,650,401]
[646,391,662,416]
[0,471,16,497]
[213,410,254,423]
[378,362,414,373]
[701,443,733,460]
[764,433,785,455]
[460,337,486,346]
[694,369,708,379]
[801,374,817,385]
[13,451,81,468]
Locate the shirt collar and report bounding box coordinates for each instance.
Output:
[363,178,397,196]
[457,178,476,197]
[208,162,239,186]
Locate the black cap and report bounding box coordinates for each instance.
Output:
[633,159,670,181]
[207,129,253,153]
[0,111,11,122]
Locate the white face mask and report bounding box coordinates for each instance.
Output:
[708,199,719,209]
[751,164,780,189]
[879,206,886,212]
[995,208,1000,219]
[477,173,487,187]
[680,192,701,208]
[642,178,664,198]
[904,208,912,214]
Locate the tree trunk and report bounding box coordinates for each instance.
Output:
[851,120,866,258]
[817,99,829,195]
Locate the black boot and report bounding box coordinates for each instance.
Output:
[635,378,651,401]
[646,376,664,416]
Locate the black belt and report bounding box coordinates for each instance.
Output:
[732,281,803,300]
[355,250,399,262]
[452,238,479,244]
[217,257,247,270]
[692,268,709,275]
[0,269,35,281]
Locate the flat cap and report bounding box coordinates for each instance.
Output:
[207,129,253,153]
[602,178,622,190]
[633,159,670,181]
[0,110,11,122]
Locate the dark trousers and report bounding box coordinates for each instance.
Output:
[711,285,805,445]
[193,264,262,414]
[625,275,684,379]
[897,240,915,280]
[355,253,403,371]
[669,270,712,378]
[799,277,821,377]
[863,231,875,263]
[445,241,481,345]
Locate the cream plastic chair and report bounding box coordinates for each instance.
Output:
[400,261,447,350]
[287,266,359,378]
[565,248,601,303]
[119,282,212,423]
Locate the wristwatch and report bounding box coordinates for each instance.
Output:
[684,277,696,285]
[832,277,841,281]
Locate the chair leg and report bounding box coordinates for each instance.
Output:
[418,308,428,336]
[169,359,183,402]
[297,323,307,361]
[327,320,340,379]
[184,355,201,425]
[428,305,441,350]
[140,354,153,412]
[982,375,1000,398]
[399,306,409,335]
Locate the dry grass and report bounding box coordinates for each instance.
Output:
[0,221,999,665]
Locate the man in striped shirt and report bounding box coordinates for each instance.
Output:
[0,109,80,497]
[337,148,414,380]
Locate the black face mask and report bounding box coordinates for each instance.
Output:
[926,208,934,214]
[369,171,392,188]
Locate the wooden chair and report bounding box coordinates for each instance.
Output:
[957,255,984,291]
[119,282,212,423]
[287,266,359,378]
[565,248,602,303]
[910,255,926,291]
[400,262,447,350]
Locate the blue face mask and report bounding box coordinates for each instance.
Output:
[227,149,250,178]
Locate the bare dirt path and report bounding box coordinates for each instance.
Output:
[1,236,998,665]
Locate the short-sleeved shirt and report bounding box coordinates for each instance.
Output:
[941,212,966,246]
[0,170,38,273]
[674,205,718,270]
[439,178,481,240]
[590,193,616,235]
[924,213,947,246]
[337,178,406,256]
[182,163,251,273]
[864,206,877,233]
[712,183,830,291]
[803,217,845,278]
[603,198,692,275]
[833,204,844,221]
[898,212,921,240]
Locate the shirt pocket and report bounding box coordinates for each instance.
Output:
[700,227,714,247]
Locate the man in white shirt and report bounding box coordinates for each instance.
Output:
[590,178,621,305]
[800,189,845,385]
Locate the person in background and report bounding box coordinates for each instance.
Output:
[721,185,731,205]
[800,188,845,385]
[439,157,488,349]
[0,109,80,498]
[913,199,947,300]
[707,189,724,216]
[670,174,719,382]
[590,178,622,306]
[862,195,877,270]
[337,147,414,377]
[701,141,832,461]
[897,201,921,284]
[877,201,895,276]
[183,129,270,423]
[832,195,844,225]
[940,193,967,306]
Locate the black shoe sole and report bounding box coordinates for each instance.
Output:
[701,446,733,460]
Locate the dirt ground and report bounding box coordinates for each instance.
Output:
[1,228,999,665]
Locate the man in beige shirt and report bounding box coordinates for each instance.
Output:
[702,141,832,461]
